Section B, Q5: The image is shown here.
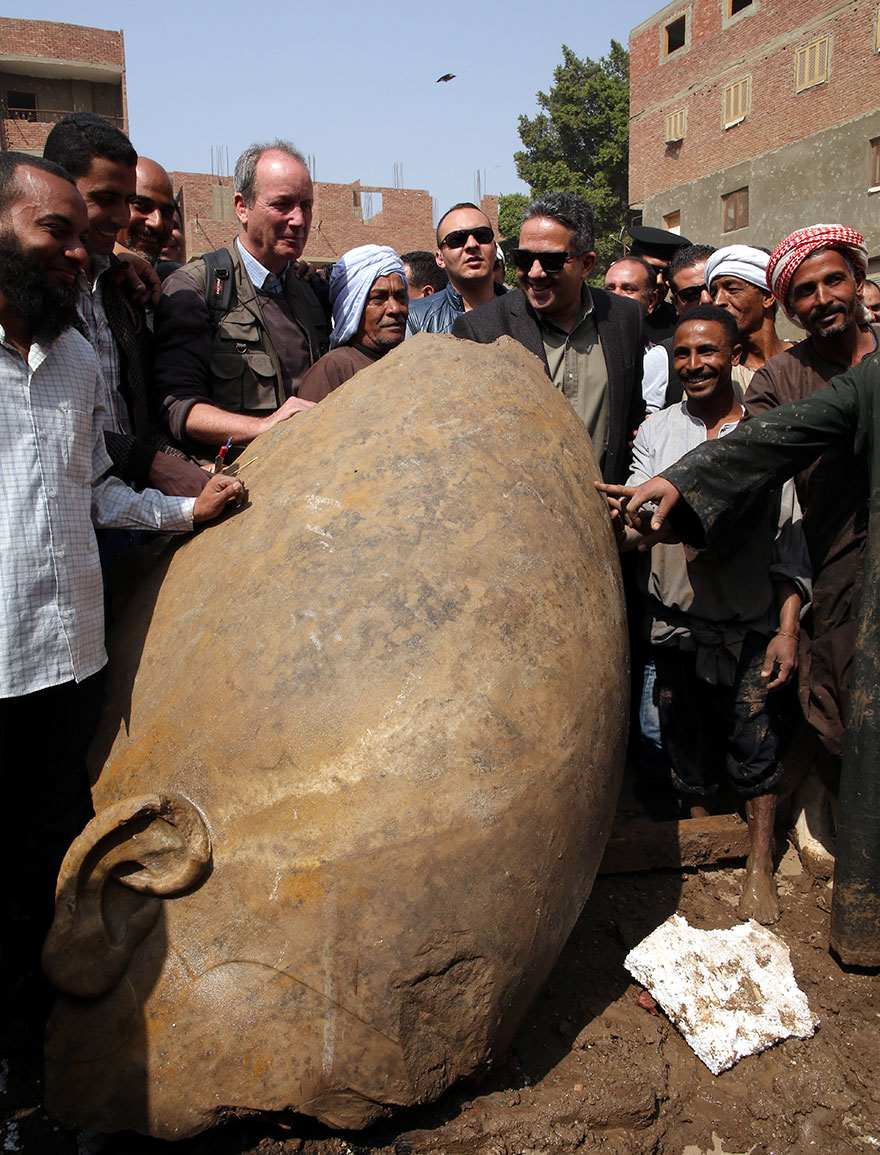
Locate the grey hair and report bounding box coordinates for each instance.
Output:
[523,191,594,253]
[234,140,307,207]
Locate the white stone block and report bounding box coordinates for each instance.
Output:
[625,914,818,1074]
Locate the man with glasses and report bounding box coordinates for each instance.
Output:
[406,202,506,335]
[668,244,715,315]
[453,191,643,484]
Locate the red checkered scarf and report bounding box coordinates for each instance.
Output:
[767,225,868,326]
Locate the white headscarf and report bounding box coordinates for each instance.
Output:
[329,245,407,349]
[704,245,771,292]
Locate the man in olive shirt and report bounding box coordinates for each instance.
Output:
[453,191,643,484]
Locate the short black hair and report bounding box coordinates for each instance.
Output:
[401,250,448,293]
[523,191,594,253]
[43,112,137,178]
[0,150,76,215]
[866,279,880,293]
[674,303,739,348]
[668,244,716,290]
[436,202,487,246]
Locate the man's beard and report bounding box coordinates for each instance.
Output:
[0,231,79,343]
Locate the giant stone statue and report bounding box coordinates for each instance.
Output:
[42,335,628,1139]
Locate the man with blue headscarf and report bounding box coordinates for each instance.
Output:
[299,245,408,402]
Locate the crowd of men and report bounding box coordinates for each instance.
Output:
[1,111,878,1073]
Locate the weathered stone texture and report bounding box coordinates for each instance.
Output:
[44,335,627,1138]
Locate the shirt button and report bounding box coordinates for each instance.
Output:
[47,489,56,499]
[61,609,72,620]
[56,548,65,559]
[38,431,47,440]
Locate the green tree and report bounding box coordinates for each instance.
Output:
[497,192,529,285]
[508,40,630,275]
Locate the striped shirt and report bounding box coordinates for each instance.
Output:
[0,324,195,699]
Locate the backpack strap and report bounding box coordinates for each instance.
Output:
[202,247,235,329]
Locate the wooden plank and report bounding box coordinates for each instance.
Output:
[599,813,750,874]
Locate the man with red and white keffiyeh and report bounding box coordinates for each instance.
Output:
[741,224,880,866]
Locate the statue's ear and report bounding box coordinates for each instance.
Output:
[42,793,211,999]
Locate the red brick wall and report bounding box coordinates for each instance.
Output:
[170,171,501,264]
[629,0,880,206]
[0,118,51,152]
[0,18,124,68]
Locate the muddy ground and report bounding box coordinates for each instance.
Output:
[3,785,879,1155]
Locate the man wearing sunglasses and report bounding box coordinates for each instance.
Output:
[452,191,644,485]
[406,202,506,335]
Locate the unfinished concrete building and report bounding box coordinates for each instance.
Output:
[0,17,127,155]
[629,0,880,271]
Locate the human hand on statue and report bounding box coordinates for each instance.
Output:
[192,474,246,523]
[594,478,683,551]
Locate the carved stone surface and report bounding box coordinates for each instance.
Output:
[43,334,628,1139]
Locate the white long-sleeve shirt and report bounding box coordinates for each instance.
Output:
[0,325,195,699]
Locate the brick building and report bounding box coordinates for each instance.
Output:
[0,16,498,263]
[0,17,127,154]
[629,0,880,271]
[171,169,499,266]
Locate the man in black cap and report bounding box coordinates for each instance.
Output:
[627,224,690,343]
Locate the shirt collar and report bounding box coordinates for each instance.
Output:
[83,252,111,292]
[682,399,745,430]
[533,284,594,335]
[236,237,288,292]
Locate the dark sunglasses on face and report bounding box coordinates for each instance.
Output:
[439,226,495,249]
[512,248,586,274]
[673,283,708,306]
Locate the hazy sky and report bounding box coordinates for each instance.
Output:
[17,0,666,220]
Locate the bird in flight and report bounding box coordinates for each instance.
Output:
[436,73,456,83]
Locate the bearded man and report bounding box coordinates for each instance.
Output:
[0,152,243,1053]
[742,226,878,774]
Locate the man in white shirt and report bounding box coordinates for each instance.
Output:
[618,305,810,924]
[0,152,243,1046]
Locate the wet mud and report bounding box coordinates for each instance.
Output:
[5,820,878,1155]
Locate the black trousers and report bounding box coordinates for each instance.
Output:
[653,632,786,800]
[0,671,105,990]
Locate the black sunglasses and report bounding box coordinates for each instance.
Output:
[673,283,708,305]
[512,248,586,273]
[439,225,494,249]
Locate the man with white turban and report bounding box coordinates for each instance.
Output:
[705,244,791,393]
[741,225,880,871]
[299,245,408,402]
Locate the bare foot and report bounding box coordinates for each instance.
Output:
[738,853,779,924]
[689,795,710,819]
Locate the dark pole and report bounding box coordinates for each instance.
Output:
[830,518,880,966]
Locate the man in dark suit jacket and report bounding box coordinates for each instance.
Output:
[453,192,644,484]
